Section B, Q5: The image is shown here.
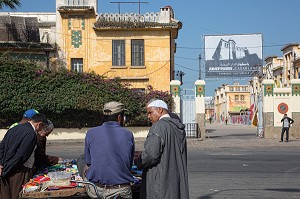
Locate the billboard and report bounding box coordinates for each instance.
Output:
[204,34,263,78]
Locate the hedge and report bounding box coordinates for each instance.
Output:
[0,56,174,128]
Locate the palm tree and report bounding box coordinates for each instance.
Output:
[0,0,21,10]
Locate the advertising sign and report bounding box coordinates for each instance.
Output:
[204,34,263,78]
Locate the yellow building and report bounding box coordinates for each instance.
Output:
[214,82,251,124]
[56,0,182,92]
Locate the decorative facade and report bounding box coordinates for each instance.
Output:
[55,0,182,91]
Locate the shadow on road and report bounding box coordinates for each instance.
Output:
[265,188,300,192]
[207,133,256,139]
[196,188,300,199]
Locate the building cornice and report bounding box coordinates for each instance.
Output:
[57,5,95,13]
[120,76,149,80]
[280,43,300,51]
[93,12,182,31]
[0,41,55,51]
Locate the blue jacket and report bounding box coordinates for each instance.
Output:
[84,121,134,185]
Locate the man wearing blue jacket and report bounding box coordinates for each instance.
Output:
[84,101,134,199]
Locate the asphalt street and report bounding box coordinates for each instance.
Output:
[46,123,300,199]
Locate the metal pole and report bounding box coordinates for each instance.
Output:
[198,54,201,80]
[258,93,263,137]
[139,0,141,14]
[294,52,296,79]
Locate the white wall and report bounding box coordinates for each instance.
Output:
[0,126,150,140]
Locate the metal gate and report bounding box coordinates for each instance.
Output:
[180,93,198,138]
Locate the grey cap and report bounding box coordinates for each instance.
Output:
[103,101,126,115]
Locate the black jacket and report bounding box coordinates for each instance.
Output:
[0,122,37,177]
[281,117,294,128]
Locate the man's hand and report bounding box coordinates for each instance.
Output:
[0,165,3,176]
[134,151,143,169]
[58,157,64,164]
[134,151,142,158]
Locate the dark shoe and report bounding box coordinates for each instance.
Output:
[279,140,283,142]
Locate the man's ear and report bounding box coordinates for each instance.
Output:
[117,114,122,121]
[158,107,164,114]
[117,114,124,126]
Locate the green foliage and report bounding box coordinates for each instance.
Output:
[0,56,174,128]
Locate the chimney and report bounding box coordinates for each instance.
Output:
[159,6,174,23]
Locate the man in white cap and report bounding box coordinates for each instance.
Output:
[135,99,189,199]
[146,98,182,123]
[84,101,134,199]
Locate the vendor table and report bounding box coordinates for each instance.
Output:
[20,187,88,198]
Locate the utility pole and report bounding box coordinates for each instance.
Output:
[293,52,296,79]
[198,54,201,80]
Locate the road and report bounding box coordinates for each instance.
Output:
[46,123,300,199]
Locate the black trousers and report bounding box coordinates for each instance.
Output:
[281,127,289,141]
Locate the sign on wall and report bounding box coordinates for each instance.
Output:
[204,33,263,78]
[277,102,289,114]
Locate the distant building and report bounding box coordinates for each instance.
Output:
[214,82,251,124]
[205,96,214,121]
[281,43,300,86]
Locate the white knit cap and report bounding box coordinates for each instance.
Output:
[147,100,168,110]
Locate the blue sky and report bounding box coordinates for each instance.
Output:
[2,0,300,96]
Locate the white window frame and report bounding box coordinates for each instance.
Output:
[131,39,144,66]
[112,40,125,66]
[71,58,83,73]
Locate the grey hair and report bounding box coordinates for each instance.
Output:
[44,119,54,133]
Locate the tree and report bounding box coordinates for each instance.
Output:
[0,0,21,9]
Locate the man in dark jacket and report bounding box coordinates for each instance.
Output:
[0,113,48,199]
[135,99,189,199]
[280,113,294,142]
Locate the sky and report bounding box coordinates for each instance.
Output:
[2,0,300,96]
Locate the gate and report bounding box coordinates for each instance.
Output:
[180,92,198,138]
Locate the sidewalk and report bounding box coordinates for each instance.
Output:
[46,123,299,154]
[188,122,299,151]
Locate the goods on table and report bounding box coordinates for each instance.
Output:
[20,159,85,198]
[20,158,143,198]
